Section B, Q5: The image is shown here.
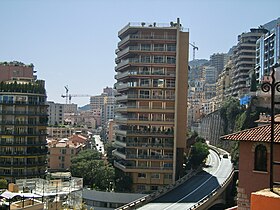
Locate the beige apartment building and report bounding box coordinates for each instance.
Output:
[47,138,83,171]
[114,19,189,192]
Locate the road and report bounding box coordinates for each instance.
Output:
[93,134,105,154]
[138,150,233,210]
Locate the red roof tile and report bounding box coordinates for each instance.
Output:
[220,124,280,143]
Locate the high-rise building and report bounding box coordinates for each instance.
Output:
[47,101,64,126]
[90,88,116,127]
[0,62,48,182]
[203,66,218,84]
[232,28,268,97]
[209,53,229,75]
[114,19,189,192]
[256,24,280,83]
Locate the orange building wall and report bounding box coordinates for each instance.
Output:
[251,189,280,210]
[238,142,280,209]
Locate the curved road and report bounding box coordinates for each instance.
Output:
[138,150,233,210]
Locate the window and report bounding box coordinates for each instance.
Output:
[140,56,151,63]
[139,90,150,99]
[138,173,146,178]
[167,44,176,51]
[61,149,66,154]
[137,185,146,191]
[141,44,151,51]
[151,173,160,179]
[167,56,176,64]
[154,56,165,63]
[154,44,164,51]
[150,185,159,191]
[164,173,173,179]
[254,144,267,171]
[153,79,164,88]
[140,79,150,87]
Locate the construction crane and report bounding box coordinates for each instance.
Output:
[64,86,69,104]
[62,85,91,104]
[189,42,198,61]
[61,94,91,104]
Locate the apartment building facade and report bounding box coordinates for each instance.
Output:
[256,24,280,83]
[209,53,229,75]
[114,19,189,192]
[48,138,83,172]
[90,88,116,127]
[232,28,268,97]
[47,101,64,126]
[0,62,48,182]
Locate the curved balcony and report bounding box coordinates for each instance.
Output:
[115,94,175,101]
[0,110,48,116]
[0,150,48,156]
[126,154,173,160]
[118,33,176,48]
[115,105,175,113]
[114,160,173,172]
[115,57,176,72]
[0,121,48,126]
[115,117,174,126]
[0,131,48,136]
[115,129,174,137]
[0,161,46,167]
[0,140,47,146]
[0,171,46,177]
[0,101,47,106]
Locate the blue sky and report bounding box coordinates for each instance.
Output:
[0,0,279,106]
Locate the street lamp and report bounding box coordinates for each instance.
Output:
[261,62,280,192]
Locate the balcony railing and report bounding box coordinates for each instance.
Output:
[126,142,173,148]
[0,110,48,116]
[0,161,46,167]
[0,140,46,146]
[0,131,48,136]
[114,160,173,171]
[115,117,174,123]
[126,154,173,160]
[0,121,48,126]
[0,101,47,106]
[0,171,46,177]
[115,57,176,71]
[115,94,175,100]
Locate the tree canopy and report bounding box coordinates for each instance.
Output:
[70,149,115,191]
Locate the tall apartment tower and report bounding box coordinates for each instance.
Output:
[47,101,64,126]
[90,90,116,127]
[114,19,189,192]
[256,24,280,83]
[209,53,229,75]
[0,62,48,182]
[232,28,267,97]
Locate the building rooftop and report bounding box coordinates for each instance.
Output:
[221,123,280,143]
[0,61,34,67]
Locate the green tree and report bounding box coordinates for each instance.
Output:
[71,149,101,164]
[250,70,257,92]
[220,97,242,134]
[115,168,132,192]
[189,142,210,169]
[104,142,115,164]
[70,150,115,191]
[0,179,7,189]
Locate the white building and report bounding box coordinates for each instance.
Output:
[47,101,64,126]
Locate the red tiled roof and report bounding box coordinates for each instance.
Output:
[220,124,280,143]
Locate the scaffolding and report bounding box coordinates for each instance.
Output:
[16,177,83,209]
